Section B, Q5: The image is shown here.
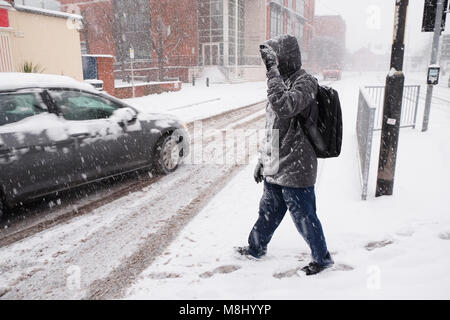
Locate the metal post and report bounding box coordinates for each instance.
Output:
[235,0,238,77]
[131,59,135,98]
[375,0,409,197]
[412,86,421,129]
[422,0,446,132]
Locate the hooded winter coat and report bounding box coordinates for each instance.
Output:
[260,35,319,188]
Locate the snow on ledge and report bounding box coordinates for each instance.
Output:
[13,4,83,21]
[0,1,12,9]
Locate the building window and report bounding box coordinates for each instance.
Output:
[270,5,282,38]
[295,0,305,16]
[295,20,304,44]
[229,0,245,65]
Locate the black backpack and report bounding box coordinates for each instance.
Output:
[300,85,343,159]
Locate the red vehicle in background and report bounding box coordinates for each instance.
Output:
[322,65,342,80]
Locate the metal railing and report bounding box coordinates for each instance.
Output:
[365,85,421,130]
[356,87,376,201]
[357,84,421,200]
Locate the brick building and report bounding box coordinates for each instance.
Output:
[314,15,346,49]
[59,0,198,83]
[55,0,316,83]
[303,0,315,63]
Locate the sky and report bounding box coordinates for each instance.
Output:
[315,0,447,56]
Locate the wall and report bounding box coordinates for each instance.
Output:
[9,9,83,80]
[303,0,315,62]
[96,56,115,95]
[114,81,182,99]
[244,0,266,66]
[59,0,115,57]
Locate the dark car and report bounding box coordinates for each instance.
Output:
[322,65,342,80]
[0,73,190,218]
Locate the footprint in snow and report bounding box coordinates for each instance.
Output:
[273,263,354,279]
[148,272,181,280]
[395,228,415,237]
[199,265,241,279]
[332,264,354,271]
[273,267,302,279]
[438,232,450,240]
[365,239,395,251]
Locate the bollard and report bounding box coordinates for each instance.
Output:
[192,76,195,86]
[206,77,209,87]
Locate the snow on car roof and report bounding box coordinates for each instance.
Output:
[0,73,98,93]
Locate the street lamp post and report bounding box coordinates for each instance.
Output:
[375,0,409,197]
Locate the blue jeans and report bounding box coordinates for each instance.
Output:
[248,181,333,267]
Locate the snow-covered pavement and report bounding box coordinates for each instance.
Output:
[126,73,450,299]
[125,81,268,123]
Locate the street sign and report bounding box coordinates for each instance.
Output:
[427,65,441,84]
[129,47,135,60]
[422,0,449,32]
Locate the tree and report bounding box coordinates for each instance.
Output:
[148,0,193,81]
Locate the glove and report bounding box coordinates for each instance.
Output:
[260,45,278,72]
[254,162,264,184]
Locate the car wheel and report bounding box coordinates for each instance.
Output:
[155,133,182,174]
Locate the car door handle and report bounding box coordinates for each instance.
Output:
[70,133,91,140]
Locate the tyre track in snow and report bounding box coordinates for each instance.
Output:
[0,100,267,248]
[0,101,266,300]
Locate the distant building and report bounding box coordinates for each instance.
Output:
[310,15,347,72]
[314,15,346,49]
[0,0,83,80]
[350,46,389,72]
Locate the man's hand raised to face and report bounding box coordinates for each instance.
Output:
[260,45,278,72]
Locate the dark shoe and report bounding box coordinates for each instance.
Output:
[235,246,265,259]
[301,262,332,276]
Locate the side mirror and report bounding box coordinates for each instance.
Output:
[113,107,138,125]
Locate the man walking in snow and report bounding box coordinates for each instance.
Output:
[237,35,334,275]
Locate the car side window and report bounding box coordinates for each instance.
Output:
[0,93,48,126]
[49,90,120,121]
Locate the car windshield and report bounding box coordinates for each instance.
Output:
[0,92,47,126]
